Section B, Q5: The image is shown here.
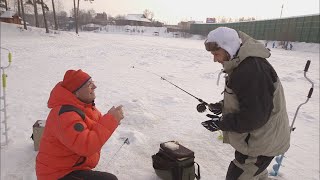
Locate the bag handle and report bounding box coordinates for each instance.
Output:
[195,162,201,180]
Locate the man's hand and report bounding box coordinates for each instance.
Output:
[208,102,222,115]
[108,105,124,124]
[201,114,221,132]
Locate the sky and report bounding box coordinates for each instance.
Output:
[1,22,319,180]
[59,0,320,24]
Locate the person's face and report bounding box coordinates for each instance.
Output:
[75,80,97,104]
[210,48,230,64]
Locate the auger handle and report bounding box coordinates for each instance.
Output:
[304,60,313,98]
[8,52,12,63]
[304,60,310,72]
[308,88,313,98]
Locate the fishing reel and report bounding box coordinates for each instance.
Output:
[196,100,209,113]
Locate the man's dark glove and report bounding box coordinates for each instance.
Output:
[208,102,222,115]
[201,114,221,132]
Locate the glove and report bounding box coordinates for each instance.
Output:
[208,102,222,115]
[201,114,221,132]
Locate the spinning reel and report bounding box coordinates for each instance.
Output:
[196,99,209,113]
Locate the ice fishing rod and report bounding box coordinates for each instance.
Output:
[1,47,13,147]
[106,138,130,166]
[131,66,210,113]
[270,60,314,176]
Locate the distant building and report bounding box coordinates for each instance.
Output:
[82,23,102,31]
[165,25,180,33]
[0,10,21,24]
[93,12,108,25]
[116,14,151,26]
[65,17,75,30]
[178,20,200,31]
[206,18,216,23]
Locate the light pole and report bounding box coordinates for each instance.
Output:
[280,4,284,18]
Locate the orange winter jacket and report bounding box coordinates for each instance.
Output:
[36,82,118,180]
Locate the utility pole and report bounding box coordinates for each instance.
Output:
[280,4,284,18]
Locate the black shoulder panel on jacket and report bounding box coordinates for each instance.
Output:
[59,105,85,120]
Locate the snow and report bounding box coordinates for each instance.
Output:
[0,22,319,180]
[163,141,180,151]
[0,10,16,18]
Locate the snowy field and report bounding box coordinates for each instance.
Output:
[0,23,319,180]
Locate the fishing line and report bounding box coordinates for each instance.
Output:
[131,65,210,113]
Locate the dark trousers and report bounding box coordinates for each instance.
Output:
[59,170,118,180]
[226,151,274,180]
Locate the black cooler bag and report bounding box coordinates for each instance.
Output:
[152,141,200,180]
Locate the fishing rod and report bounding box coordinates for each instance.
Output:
[131,65,210,113]
[106,138,130,167]
[131,66,214,113]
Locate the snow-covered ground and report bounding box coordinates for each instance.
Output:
[1,23,319,180]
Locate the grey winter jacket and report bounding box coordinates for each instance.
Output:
[218,31,290,157]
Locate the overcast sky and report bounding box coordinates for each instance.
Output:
[59,0,319,24]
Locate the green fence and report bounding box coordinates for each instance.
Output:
[190,14,320,43]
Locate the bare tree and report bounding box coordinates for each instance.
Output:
[20,0,27,29]
[219,16,227,23]
[0,0,7,12]
[67,0,94,34]
[73,0,78,33]
[23,0,39,27]
[238,17,245,22]
[40,0,48,33]
[143,9,154,20]
[51,0,57,30]
[54,0,63,12]
[238,17,256,22]
[32,0,39,27]
[0,0,8,10]
[17,0,21,16]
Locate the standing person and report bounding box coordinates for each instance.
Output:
[201,27,290,180]
[36,69,124,180]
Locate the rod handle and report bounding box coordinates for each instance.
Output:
[8,52,12,63]
[2,74,7,88]
[304,60,311,72]
[308,88,313,98]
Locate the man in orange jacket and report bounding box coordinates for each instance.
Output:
[36,69,124,180]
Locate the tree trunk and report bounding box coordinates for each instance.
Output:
[52,0,58,30]
[4,0,7,10]
[77,0,80,17]
[20,0,27,30]
[33,0,39,27]
[17,0,21,17]
[73,0,78,34]
[41,0,49,33]
[77,0,80,33]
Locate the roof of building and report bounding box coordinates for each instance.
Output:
[125,14,151,23]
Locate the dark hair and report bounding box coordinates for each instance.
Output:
[204,40,220,51]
